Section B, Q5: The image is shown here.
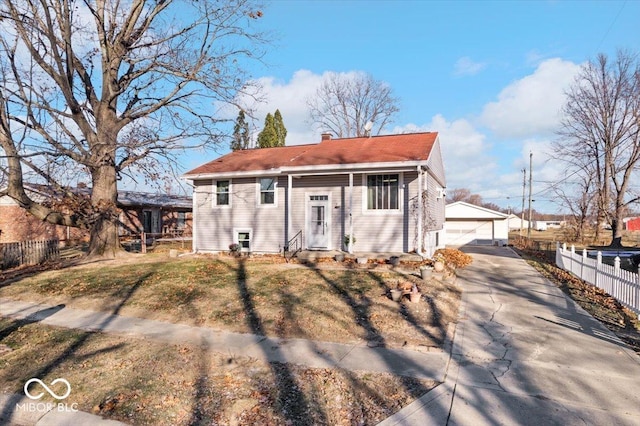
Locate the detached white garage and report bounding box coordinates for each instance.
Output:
[445,201,509,246]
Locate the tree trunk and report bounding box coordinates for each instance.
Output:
[609,217,624,248]
[87,164,121,258]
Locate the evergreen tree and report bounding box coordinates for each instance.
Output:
[273,109,287,146]
[257,113,279,148]
[231,110,250,150]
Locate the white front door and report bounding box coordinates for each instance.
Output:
[307,195,330,249]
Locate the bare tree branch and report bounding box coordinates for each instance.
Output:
[307,72,399,138]
[555,50,640,247]
[0,0,269,257]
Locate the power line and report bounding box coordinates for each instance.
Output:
[596,1,627,52]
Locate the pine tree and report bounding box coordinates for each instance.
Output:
[231,110,250,150]
[257,113,279,148]
[273,109,287,146]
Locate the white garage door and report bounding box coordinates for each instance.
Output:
[445,220,494,246]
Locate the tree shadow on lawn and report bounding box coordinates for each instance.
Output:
[0,304,66,342]
[306,264,439,403]
[0,272,148,424]
[273,283,434,423]
[0,258,84,289]
[365,269,452,348]
[220,257,320,426]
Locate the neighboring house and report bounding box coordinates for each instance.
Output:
[0,184,86,244]
[117,191,193,237]
[532,220,564,231]
[183,132,447,257]
[507,214,530,231]
[0,185,192,244]
[445,201,509,246]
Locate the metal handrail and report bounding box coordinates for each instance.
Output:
[284,230,302,262]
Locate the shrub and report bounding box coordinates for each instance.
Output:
[344,235,356,246]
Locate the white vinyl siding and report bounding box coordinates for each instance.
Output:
[425,172,446,230]
[192,168,441,254]
[355,172,415,252]
[194,177,285,253]
[289,172,416,253]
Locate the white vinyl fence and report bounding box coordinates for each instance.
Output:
[555,243,640,317]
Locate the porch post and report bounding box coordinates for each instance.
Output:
[417,166,424,255]
[348,172,354,254]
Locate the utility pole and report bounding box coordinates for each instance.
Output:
[527,151,533,239]
[521,168,526,237]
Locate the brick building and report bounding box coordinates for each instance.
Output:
[0,186,192,244]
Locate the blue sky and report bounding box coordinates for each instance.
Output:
[181,0,640,214]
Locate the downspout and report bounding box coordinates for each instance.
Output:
[348,173,354,254]
[190,183,197,253]
[287,174,292,246]
[417,165,424,257]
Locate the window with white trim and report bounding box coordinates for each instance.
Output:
[238,231,251,250]
[234,228,252,251]
[214,180,230,206]
[259,177,276,205]
[367,174,399,210]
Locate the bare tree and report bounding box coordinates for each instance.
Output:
[552,169,595,243]
[0,0,267,257]
[447,188,471,203]
[307,72,399,138]
[446,188,486,209]
[556,50,640,247]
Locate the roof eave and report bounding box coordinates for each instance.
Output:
[183,160,429,180]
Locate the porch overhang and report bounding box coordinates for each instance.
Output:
[182,160,429,181]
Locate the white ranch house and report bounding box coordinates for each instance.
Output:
[183,132,447,257]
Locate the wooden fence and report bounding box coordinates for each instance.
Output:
[556,243,640,317]
[1,239,60,270]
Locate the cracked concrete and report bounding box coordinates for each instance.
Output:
[380,246,640,425]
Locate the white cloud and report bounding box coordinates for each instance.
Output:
[393,115,497,193]
[234,69,376,146]
[453,57,487,76]
[480,58,582,139]
[222,64,580,213]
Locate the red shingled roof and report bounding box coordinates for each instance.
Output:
[184,132,438,176]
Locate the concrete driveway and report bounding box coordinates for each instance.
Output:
[383,245,640,425]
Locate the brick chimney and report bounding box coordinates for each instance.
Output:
[321,132,332,141]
